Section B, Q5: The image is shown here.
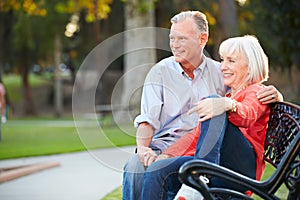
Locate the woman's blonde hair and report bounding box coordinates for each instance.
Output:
[219,35,269,83]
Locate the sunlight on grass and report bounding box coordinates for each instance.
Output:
[3,74,51,87]
[252,163,288,199]
[0,120,136,160]
[101,186,122,200]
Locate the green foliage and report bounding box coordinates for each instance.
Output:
[242,0,300,70]
[54,0,113,22]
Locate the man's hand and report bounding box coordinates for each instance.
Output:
[155,154,171,162]
[137,146,157,167]
[257,85,284,104]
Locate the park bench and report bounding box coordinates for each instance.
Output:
[178,101,300,200]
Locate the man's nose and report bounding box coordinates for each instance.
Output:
[171,39,180,48]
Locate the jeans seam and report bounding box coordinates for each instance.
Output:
[159,171,179,200]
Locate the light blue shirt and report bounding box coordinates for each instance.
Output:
[134,55,228,151]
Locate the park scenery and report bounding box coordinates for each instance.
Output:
[0,0,299,200]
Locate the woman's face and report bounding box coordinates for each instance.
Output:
[220,51,249,90]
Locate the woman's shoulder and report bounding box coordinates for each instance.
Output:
[236,83,263,97]
[246,83,265,91]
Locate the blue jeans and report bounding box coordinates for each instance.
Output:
[122,147,162,200]
[142,156,192,200]
[122,154,146,200]
[142,113,256,200]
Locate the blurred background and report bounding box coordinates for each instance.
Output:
[0,0,299,119]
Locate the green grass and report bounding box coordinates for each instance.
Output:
[0,119,136,160]
[3,73,51,103]
[102,186,122,200]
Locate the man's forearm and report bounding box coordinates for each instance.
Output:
[136,122,154,150]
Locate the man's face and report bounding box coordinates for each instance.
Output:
[169,18,203,68]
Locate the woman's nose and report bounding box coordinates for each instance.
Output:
[220,62,226,70]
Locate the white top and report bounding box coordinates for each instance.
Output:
[134,55,227,151]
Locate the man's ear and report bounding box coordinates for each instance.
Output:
[199,32,208,47]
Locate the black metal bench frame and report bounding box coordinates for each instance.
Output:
[178,102,300,200]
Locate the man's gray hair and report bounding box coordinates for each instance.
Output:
[170,11,209,35]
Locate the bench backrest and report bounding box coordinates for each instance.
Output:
[264,102,300,167]
[263,102,300,197]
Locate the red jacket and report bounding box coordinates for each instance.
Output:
[163,84,270,182]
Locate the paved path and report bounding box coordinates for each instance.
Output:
[0,146,135,200]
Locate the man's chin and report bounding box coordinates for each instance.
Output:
[174,57,185,63]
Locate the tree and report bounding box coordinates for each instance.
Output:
[0,0,48,115]
[113,0,157,124]
[243,0,300,95]
[0,0,113,116]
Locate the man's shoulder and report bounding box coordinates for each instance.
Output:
[157,56,175,67]
[205,56,220,68]
[150,56,176,71]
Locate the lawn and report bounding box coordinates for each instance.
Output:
[3,73,52,103]
[0,119,136,160]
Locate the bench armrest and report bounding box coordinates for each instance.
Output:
[179,160,271,200]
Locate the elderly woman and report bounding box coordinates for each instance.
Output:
[141,35,272,200]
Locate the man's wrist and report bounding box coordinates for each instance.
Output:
[138,122,150,127]
[156,153,172,161]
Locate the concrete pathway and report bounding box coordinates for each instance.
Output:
[0,146,135,200]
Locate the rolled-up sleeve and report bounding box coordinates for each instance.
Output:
[134,65,163,130]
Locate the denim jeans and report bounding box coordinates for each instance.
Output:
[122,148,162,200]
[122,154,146,200]
[142,112,256,199]
[142,156,193,200]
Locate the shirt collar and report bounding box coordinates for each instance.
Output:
[172,55,207,78]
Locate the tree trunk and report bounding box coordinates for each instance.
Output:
[114,0,156,124]
[20,47,36,115]
[213,0,238,59]
[54,33,63,117]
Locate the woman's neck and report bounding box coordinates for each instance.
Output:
[231,83,251,96]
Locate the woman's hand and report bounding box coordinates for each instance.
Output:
[188,97,231,122]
